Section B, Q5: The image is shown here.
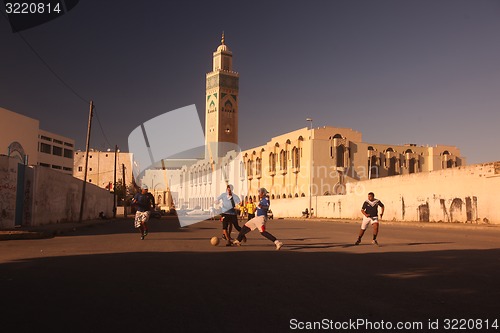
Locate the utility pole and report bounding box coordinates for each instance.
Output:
[122,163,127,218]
[78,100,94,223]
[113,145,118,218]
[306,118,313,218]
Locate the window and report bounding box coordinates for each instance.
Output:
[89,168,93,171]
[39,163,50,168]
[247,159,253,177]
[292,147,300,169]
[40,135,52,142]
[269,152,276,173]
[40,143,51,154]
[78,166,83,172]
[53,139,63,145]
[336,145,345,167]
[52,165,62,170]
[64,142,74,147]
[89,155,93,158]
[64,149,73,158]
[63,167,73,172]
[280,150,287,171]
[89,179,92,183]
[240,161,245,178]
[52,146,63,156]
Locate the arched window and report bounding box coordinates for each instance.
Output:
[292,147,300,169]
[247,159,253,177]
[369,155,379,178]
[256,157,262,177]
[240,161,245,178]
[280,150,287,171]
[224,100,233,112]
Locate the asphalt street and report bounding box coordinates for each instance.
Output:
[1,217,499,333]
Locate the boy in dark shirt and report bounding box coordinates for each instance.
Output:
[132,184,155,240]
[355,192,384,246]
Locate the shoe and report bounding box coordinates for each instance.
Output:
[222,234,227,240]
[355,239,361,245]
[275,241,283,250]
[233,240,242,246]
[242,235,247,243]
[141,235,145,240]
[372,240,379,246]
[225,241,232,247]
[143,230,148,237]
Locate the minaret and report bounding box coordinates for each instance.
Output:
[205,32,239,159]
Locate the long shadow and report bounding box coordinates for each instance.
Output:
[1,248,499,332]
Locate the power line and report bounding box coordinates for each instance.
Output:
[1,11,113,149]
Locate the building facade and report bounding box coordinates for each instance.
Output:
[73,150,133,191]
[0,107,75,174]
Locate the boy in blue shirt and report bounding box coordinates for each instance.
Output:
[233,188,283,250]
[215,184,244,246]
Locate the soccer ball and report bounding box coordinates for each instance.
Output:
[210,236,220,246]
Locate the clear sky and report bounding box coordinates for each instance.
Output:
[1,0,499,164]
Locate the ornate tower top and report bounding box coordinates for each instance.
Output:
[216,31,230,53]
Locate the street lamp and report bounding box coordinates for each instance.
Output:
[306,118,313,218]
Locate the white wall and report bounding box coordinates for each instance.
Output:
[31,166,113,225]
[269,161,500,224]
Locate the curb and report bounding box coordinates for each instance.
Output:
[0,219,115,241]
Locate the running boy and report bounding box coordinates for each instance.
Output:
[355,192,384,246]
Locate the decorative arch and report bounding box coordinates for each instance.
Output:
[8,141,26,164]
[223,100,233,112]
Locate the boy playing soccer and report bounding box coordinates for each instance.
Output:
[233,188,283,250]
[355,192,384,246]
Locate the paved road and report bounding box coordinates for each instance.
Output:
[1,217,499,332]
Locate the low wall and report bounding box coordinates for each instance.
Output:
[270,161,500,224]
[31,166,113,225]
[0,155,113,228]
